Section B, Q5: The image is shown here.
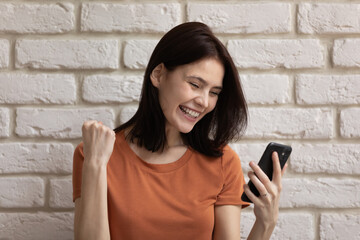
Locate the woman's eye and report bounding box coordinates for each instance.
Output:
[210,91,220,96]
[189,82,199,88]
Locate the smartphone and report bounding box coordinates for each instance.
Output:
[241,142,292,203]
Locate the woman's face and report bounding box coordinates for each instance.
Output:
[151,58,224,134]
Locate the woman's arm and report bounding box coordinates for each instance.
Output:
[74,121,115,240]
[74,164,110,240]
[213,205,242,240]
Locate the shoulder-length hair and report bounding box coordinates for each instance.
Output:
[115,22,247,157]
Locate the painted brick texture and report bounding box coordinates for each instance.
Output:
[0,40,9,68]
[0,3,75,34]
[0,74,76,104]
[1,1,359,240]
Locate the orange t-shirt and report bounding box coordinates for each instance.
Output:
[73,131,250,240]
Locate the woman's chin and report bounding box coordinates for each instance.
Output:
[178,123,197,134]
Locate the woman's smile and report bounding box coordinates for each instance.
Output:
[179,105,201,119]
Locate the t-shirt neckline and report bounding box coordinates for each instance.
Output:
[118,131,193,173]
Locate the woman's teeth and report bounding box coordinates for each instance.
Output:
[180,106,200,118]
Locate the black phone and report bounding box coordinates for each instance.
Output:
[241,142,292,203]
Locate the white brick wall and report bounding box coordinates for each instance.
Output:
[340,108,360,138]
[240,75,291,104]
[187,3,291,34]
[0,177,45,208]
[320,214,360,240]
[0,212,73,240]
[291,144,360,174]
[123,40,158,69]
[241,213,315,240]
[0,143,74,174]
[83,75,143,103]
[0,74,76,104]
[16,40,119,69]
[333,39,360,68]
[1,1,359,239]
[81,3,181,33]
[298,3,360,34]
[0,39,9,68]
[246,108,333,139]
[0,3,75,34]
[49,178,73,208]
[227,39,324,69]
[280,178,360,208]
[296,75,360,104]
[0,108,10,137]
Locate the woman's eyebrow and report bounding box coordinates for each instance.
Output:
[186,75,223,90]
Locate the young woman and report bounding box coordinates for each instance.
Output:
[73,22,286,240]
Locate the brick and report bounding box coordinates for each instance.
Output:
[245,108,333,139]
[340,108,360,138]
[0,177,44,208]
[296,75,360,104]
[0,39,9,68]
[0,73,76,104]
[188,3,290,34]
[16,39,119,69]
[241,212,314,240]
[240,75,291,104]
[298,3,360,34]
[49,178,73,208]
[0,212,73,240]
[291,144,360,174]
[227,39,324,69]
[320,214,360,240]
[0,143,73,174]
[123,40,158,69]
[333,39,360,68]
[119,105,138,124]
[16,108,114,139]
[280,178,360,208]
[0,108,10,137]
[81,3,181,33]
[0,3,74,34]
[229,143,268,173]
[83,75,143,103]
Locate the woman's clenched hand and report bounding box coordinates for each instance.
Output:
[82,120,116,168]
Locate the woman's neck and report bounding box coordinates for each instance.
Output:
[164,125,184,148]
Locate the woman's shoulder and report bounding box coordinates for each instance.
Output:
[221,144,239,159]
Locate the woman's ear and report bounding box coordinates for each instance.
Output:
[150,63,165,88]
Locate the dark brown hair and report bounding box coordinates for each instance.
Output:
[115,22,247,157]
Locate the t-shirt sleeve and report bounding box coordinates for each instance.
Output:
[215,145,250,208]
[72,142,84,202]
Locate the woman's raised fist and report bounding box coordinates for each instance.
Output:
[81,120,116,167]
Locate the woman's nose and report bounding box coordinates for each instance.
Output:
[194,92,209,108]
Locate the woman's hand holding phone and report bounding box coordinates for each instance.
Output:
[244,151,288,228]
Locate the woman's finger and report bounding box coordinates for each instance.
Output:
[272,151,282,185]
[248,171,268,197]
[281,163,288,177]
[249,161,271,187]
[243,184,262,205]
[82,120,98,130]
